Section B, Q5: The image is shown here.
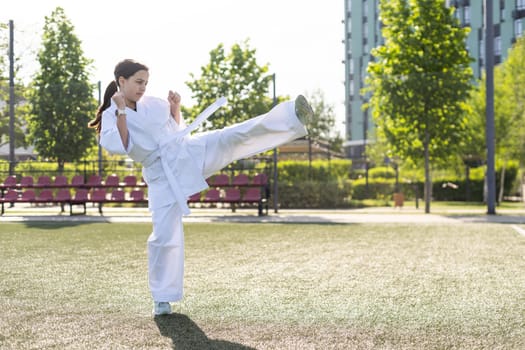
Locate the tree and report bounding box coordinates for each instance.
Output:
[184,40,274,130]
[305,89,337,141]
[366,0,473,213]
[304,89,343,155]
[465,36,525,201]
[497,37,525,167]
[27,7,97,172]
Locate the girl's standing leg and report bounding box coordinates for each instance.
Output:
[147,203,185,303]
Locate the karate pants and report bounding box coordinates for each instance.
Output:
[147,100,307,302]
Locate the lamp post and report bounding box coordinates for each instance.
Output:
[97,81,102,176]
[8,20,15,175]
[485,0,496,214]
[272,73,279,213]
[363,108,369,195]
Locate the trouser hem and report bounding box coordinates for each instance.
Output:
[152,292,183,303]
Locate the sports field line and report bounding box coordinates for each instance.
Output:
[510,224,525,237]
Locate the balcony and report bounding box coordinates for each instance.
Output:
[512,9,525,19]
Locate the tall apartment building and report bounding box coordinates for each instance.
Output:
[343,0,525,161]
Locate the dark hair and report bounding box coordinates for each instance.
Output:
[88,59,149,134]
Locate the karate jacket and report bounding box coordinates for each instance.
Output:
[99,96,208,214]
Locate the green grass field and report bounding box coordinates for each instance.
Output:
[0,222,524,349]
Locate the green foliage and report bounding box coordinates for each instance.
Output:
[468,166,485,181]
[431,179,483,201]
[274,159,352,208]
[368,166,396,179]
[184,40,274,130]
[303,89,342,152]
[367,0,473,164]
[352,160,519,202]
[278,180,352,209]
[465,36,525,165]
[501,36,525,164]
[26,7,97,170]
[366,0,474,211]
[352,177,396,201]
[305,89,334,140]
[277,159,352,183]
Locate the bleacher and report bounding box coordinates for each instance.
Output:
[0,172,269,216]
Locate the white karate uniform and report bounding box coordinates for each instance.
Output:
[99,96,307,302]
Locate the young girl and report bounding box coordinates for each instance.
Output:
[88,59,312,316]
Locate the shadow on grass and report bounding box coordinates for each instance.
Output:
[21,220,110,230]
[155,313,255,350]
[206,215,357,225]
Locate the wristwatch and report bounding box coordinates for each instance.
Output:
[116,108,126,116]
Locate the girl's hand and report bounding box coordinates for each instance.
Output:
[168,90,181,124]
[112,91,126,110]
[168,90,181,106]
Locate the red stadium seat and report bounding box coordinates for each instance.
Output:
[232,174,249,186]
[105,174,120,187]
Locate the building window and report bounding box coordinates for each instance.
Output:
[363,22,368,38]
[363,0,368,17]
[480,38,485,61]
[516,19,523,36]
[494,36,502,56]
[464,6,471,25]
[518,0,525,11]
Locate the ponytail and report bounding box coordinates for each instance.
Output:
[88,81,118,134]
[89,59,148,134]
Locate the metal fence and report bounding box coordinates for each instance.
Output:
[0,157,273,183]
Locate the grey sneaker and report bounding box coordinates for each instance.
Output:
[153,302,171,316]
[294,95,313,126]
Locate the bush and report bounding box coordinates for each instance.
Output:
[277,159,352,183]
[432,179,484,201]
[368,166,396,179]
[432,161,518,201]
[352,178,396,200]
[277,180,352,209]
[272,159,353,208]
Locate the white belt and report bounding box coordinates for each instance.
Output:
[151,97,227,215]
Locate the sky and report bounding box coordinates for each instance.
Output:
[5,0,346,135]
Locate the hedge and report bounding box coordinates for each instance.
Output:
[276,159,352,183]
[277,180,352,209]
[349,160,519,202]
[273,160,353,208]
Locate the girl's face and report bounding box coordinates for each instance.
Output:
[118,69,149,103]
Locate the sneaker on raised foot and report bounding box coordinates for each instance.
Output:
[153,301,171,316]
[294,95,313,126]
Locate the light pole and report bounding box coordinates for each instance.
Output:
[97,81,102,176]
[8,20,15,175]
[272,74,279,213]
[363,108,369,195]
[485,0,496,214]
